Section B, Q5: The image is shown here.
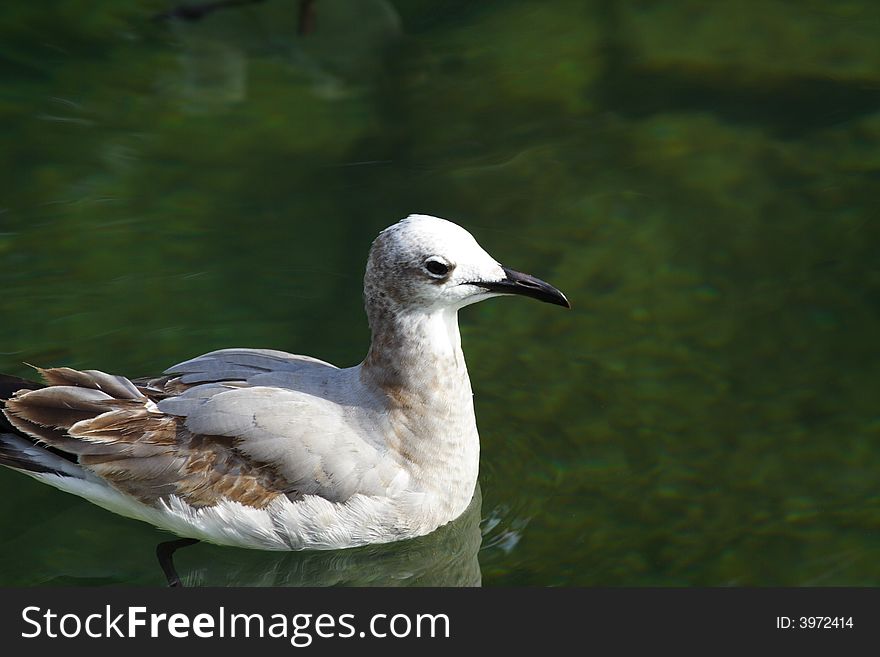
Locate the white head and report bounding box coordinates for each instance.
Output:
[364,214,569,317]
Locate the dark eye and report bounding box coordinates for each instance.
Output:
[425,258,451,277]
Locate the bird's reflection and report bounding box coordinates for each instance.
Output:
[172,485,483,586]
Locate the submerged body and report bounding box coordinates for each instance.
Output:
[0,215,568,550]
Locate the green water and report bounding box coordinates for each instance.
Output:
[1,1,878,586]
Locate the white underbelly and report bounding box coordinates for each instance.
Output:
[32,471,466,551]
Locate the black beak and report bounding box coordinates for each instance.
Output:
[473,266,571,309]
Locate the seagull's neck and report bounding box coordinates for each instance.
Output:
[360,304,479,512]
[363,305,469,391]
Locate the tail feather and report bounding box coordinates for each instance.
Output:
[5,386,118,429]
[35,366,144,400]
[0,372,83,476]
[0,433,86,478]
[1,367,167,481]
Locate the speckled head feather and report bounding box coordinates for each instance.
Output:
[364,214,507,318]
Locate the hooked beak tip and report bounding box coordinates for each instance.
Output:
[473,266,571,309]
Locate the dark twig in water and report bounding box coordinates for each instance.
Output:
[154,0,319,37]
[298,0,318,36]
[156,537,200,587]
[154,0,267,23]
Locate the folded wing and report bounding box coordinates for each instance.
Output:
[1,352,406,511]
[2,367,291,509]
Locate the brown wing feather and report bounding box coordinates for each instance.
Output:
[132,374,194,399]
[76,418,291,508]
[36,366,145,400]
[2,367,291,509]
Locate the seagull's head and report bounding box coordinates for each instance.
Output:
[365,214,570,314]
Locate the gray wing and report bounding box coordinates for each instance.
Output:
[155,348,406,502]
[163,348,338,385]
[157,383,407,502]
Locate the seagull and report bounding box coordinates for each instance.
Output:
[0,214,569,555]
